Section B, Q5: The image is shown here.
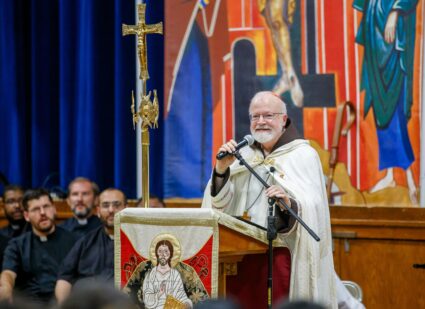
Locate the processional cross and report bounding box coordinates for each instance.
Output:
[122,3,163,208]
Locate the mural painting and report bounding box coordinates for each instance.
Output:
[163,0,423,206]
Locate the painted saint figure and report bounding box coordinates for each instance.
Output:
[354,0,419,203]
[260,0,304,107]
[142,240,192,309]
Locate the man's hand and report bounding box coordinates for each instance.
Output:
[55,279,72,304]
[0,270,16,303]
[265,185,291,211]
[0,285,12,302]
[215,139,238,174]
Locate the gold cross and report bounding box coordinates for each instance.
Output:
[122,4,163,81]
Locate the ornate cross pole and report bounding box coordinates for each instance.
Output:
[122,3,163,208]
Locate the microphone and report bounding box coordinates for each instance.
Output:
[216,135,255,160]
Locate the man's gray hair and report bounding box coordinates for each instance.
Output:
[68,177,100,196]
[249,91,287,115]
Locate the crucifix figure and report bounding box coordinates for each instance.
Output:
[123,4,163,81]
[122,3,163,208]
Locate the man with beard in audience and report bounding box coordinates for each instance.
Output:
[60,177,102,239]
[0,189,75,303]
[55,188,127,304]
[1,185,30,238]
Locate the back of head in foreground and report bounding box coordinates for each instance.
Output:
[194,298,241,309]
[59,283,137,309]
[274,300,326,309]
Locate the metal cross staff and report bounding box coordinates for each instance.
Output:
[122,3,163,208]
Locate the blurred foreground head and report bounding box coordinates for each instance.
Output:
[274,300,326,309]
[194,298,241,309]
[60,283,136,309]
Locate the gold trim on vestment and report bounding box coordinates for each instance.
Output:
[119,215,218,227]
[211,220,219,297]
[114,212,122,289]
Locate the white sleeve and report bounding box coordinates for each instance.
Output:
[211,179,234,209]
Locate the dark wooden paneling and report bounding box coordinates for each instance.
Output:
[331,206,425,309]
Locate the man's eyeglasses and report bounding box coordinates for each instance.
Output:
[100,201,123,210]
[28,204,53,214]
[249,113,283,122]
[4,198,22,205]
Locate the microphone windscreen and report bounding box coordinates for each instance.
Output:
[244,135,255,146]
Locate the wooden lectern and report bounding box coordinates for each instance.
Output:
[217,223,270,296]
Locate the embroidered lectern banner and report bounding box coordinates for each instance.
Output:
[115,208,219,308]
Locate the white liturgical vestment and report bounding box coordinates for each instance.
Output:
[202,139,338,308]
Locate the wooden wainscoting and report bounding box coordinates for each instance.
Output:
[331,206,425,309]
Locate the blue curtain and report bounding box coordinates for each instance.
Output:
[146,0,165,199]
[0,0,164,198]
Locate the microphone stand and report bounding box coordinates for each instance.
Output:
[266,196,276,309]
[232,151,320,309]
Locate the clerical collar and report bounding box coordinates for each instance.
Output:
[35,229,56,242]
[109,234,114,240]
[77,218,88,225]
[11,224,20,230]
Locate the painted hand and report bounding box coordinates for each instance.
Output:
[385,10,399,44]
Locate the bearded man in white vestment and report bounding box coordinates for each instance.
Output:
[142,240,192,309]
[202,91,364,309]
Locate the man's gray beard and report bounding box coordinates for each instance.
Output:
[252,131,274,144]
[73,206,92,219]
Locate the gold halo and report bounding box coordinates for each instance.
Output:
[149,233,182,268]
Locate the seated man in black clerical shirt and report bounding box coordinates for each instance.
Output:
[59,177,102,239]
[0,189,75,303]
[0,185,30,238]
[55,188,128,304]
